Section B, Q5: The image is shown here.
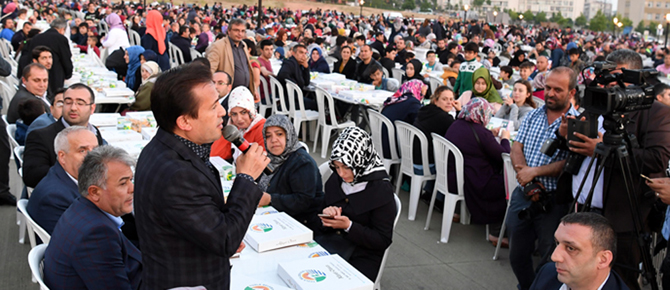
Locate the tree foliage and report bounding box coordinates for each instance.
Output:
[522,10,534,22]
[588,10,610,32]
[575,13,587,27]
[508,10,518,20]
[550,11,564,23]
[472,0,485,7]
[648,21,660,32]
[402,0,416,10]
[420,0,432,9]
[636,21,647,33]
[535,11,547,23]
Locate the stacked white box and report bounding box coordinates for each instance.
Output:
[243,212,312,253]
[277,254,373,290]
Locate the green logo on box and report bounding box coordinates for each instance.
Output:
[250,223,273,233]
[299,269,327,283]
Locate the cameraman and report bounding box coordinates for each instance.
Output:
[557,49,670,290]
[508,67,581,290]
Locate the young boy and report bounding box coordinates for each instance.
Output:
[568,48,584,72]
[424,50,443,74]
[519,61,535,81]
[453,42,482,96]
[441,59,460,86]
[500,66,515,87]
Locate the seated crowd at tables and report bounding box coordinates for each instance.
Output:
[3,1,670,290]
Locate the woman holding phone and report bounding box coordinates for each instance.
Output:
[317,127,396,281]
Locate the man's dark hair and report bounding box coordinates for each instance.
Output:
[363,62,383,80]
[215,70,231,85]
[549,66,578,90]
[654,83,670,97]
[519,61,535,70]
[426,50,436,57]
[336,35,347,47]
[292,44,307,53]
[191,57,211,70]
[500,66,513,76]
[464,42,478,53]
[568,48,581,56]
[355,35,365,41]
[560,212,617,266]
[152,64,214,133]
[384,45,396,57]
[188,27,196,35]
[179,25,189,35]
[447,41,459,51]
[67,83,96,104]
[31,46,52,61]
[22,63,47,79]
[260,39,273,50]
[606,49,643,70]
[78,22,89,29]
[18,98,46,125]
[22,21,32,28]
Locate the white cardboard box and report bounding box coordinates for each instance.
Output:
[89,113,121,127]
[101,130,144,143]
[141,127,157,140]
[255,206,279,216]
[277,254,373,290]
[229,274,292,290]
[110,140,149,159]
[243,212,313,253]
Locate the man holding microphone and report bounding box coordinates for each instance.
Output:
[134,63,270,290]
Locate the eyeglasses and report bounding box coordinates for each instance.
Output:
[63,99,93,107]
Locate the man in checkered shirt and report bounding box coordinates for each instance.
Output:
[507,67,580,290]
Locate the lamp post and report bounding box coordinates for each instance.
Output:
[493,11,498,22]
[613,18,618,38]
[359,0,364,18]
[665,13,670,45]
[257,0,263,26]
[519,14,523,26]
[659,24,663,39]
[463,5,469,22]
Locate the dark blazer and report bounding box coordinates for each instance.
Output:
[6,86,50,124]
[265,148,324,231]
[18,28,72,94]
[134,128,262,290]
[370,40,385,56]
[25,112,55,139]
[27,162,79,234]
[170,34,193,63]
[318,171,396,281]
[412,104,455,165]
[380,96,422,159]
[530,262,630,290]
[379,57,395,78]
[140,34,170,71]
[333,58,357,80]
[22,118,103,188]
[277,56,311,90]
[43,197,142,290]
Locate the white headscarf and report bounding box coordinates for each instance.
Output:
[140,61,161,85]
[227,86,265,160]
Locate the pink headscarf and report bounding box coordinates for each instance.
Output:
[383,79,425,107]
[106,13,125,30]
[3,3,16,14]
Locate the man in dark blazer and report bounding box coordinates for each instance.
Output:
[43,146,141,290]
[27,127,98,234]
[169,25,193,63]
[17,18,72,95]
[6,63,50,124]
[134,64,269,290]
[530,213,630,290]
[276,44,316,110]
[23,84,101,188]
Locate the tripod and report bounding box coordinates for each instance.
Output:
[570,115,659,290]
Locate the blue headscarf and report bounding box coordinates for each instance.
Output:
[274,47,285,60]
[125,45,145,90]
[141,49,158,63]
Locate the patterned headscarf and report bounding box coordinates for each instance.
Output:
[258,115,302,191]
[383,79,425,107]
[471,67,502,104]
[330,127,386,186]
[106,13,125,31]
[457,97,495,126]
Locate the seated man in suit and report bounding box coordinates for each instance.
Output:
[23,83,103,188]
[530,212,630,290]
[27,126,98,234]
[169,25,192,63]
[276,44,317,110]
[6,63,50,124]
[26,88,64,139]
[43,146,141,290]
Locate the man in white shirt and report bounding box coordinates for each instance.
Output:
[529,212,630,290]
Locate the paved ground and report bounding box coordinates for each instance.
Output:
[0,140,521,289]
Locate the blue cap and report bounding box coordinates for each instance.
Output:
[566,42,578,51]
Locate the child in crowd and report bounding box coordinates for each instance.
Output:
[500,66,515,87]
[441,59,460,87]
[568,48,584,72]
[519,61,534,82]
[424,50,443,74]
[453,42,482,96]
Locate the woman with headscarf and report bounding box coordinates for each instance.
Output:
[130,61,160,111]
[458,67,503,112]
[125,45,145,91]
[257,115,324,231]
[316,127,396,281]
[141,10,169,71]
[308,46,330,73]
[101,13,130,51]
[1,3,17,22]
[211,86,266,162]
[403,59,424,82]
[379,79,426,159]
[508,49,526,68]
[444,98,510,247]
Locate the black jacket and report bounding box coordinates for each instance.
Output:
[318,171,396,281]
[530,262,630,290]
[413,104,455,164]
[277,56,311,92]
[356,59,379,84]
[6,86,50,124]
[370,40,385,56]
[334,58,357,80]
[170,34,193,63]
[18,28,72,95]
[380,57,395,77]
[23,118,103,188]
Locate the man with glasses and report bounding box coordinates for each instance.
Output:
[206,18,258,101]
[23,83,103,188]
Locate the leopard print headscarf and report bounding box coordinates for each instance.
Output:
[329,127,386,186]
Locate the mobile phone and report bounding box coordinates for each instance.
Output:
[318,214,334,219]
[640,174,654,183]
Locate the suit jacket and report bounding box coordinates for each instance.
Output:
[276,56,311,97]
[22,118,103,188]
[6,86,50,124]
[334,58,357,80]
[170,34,192,63]
[134,128,262,290]
[43,197,142,290]
[529,262,630,290]
[27,162,79,234]
[25,112,55,139]
[18,28,72,94]
[206,36,257,96]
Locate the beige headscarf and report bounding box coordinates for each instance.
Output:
[140,61,161,85]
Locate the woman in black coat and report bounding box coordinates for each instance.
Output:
[333,46,357,80]
[317,127,396,281]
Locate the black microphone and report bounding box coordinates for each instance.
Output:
[222,125,273,176]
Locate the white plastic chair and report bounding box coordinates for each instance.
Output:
[268,75,290,116]
[533,96,545,107]
[190,48,203,59]
[6,123,18,149]
[319,161,332,188]
[313,87,356,158]
[285,80,319,141]
[28,244,49,289]
[429,76,443,95]
[493,43,503,55]
[425,133,470,243]
[382,66,390,79]
[98,20,109,35]
[493,153,516,260]
[498,56,510,66]
[100,47,110,65]
[394,121,436,221]
[375,194,402,290]
[168,42,185,68]
[391,68,404,83]
[14,145,23,167]
[17,199,51,248]
[367,109,400,176]
[258,76,273,117]
[128,29,141,46]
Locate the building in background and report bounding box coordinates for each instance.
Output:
[516,0,586,20]
[584,0,613,20]
[619,0,670,26]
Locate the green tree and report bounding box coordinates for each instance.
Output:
[535,11,547,23]
[420,0,432,9]
[522,9,534,22]
[486,0,491,5]
[508,10,518,20]
[648,21,660,32]
[621,17,633,28]
[550,11,564,23]
[402,0,416,10]
[588,10,609,32]
[575,13,587,27]
[472,0,485,8]
[636,21,647,33]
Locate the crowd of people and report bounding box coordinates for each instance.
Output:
[3,0,670,289]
